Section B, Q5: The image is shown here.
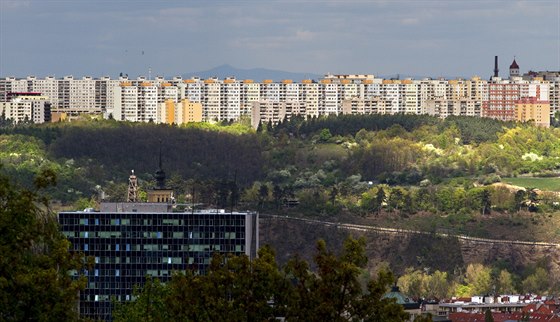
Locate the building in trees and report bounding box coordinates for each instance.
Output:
[382,284,423,321]
[58,161,259,320]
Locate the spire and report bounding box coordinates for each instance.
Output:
[510,57,519,69]
[154,141,166,189]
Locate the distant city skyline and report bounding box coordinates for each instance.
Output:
[1,0,559,79]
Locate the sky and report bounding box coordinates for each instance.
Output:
[1,0,559,79]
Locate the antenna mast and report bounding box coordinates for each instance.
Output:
[127,170,138,202]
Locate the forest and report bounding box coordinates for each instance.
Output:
[2,114,560,298]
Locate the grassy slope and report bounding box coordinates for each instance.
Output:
[502,177,560,191]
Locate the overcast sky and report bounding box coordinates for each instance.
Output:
[1,0,559,79]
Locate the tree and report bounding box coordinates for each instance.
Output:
[522,267,549,294]
[426,270,450,300]
[376,186,386,215]
[358,268,410,322]
[319,128,333,142]
[514,189,526,212]
[330,186,338,206]
[115,238,409,321]
[258,183,269,210]
[527,188,539,212]
[496,269,516,294]
[388,187,405,212]
[485,309,494,322]
[273,184,283,209]
[397,269,426,298]
[113,277,169,322]
[480,189,491,215]
[465,263,492,295]
[0,169,89,321]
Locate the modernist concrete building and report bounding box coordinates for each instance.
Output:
[59,165,259,320]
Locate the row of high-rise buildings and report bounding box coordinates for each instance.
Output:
[1,59,559,127]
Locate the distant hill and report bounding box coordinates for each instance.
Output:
[182,64,322,82]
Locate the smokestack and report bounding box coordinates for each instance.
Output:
[494,56,499,78]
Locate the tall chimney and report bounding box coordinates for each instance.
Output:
[493,56,499,78]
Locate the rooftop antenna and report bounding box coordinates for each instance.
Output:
[127,170,138,202]
[148,67,152,81]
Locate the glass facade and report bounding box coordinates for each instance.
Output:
[59,205,258,321]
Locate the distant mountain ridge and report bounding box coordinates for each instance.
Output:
[182,64,322,82]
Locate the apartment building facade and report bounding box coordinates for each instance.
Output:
[1,69,558,126]
[0,92,51,124]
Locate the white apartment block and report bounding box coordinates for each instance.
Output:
[241,80,260,116]
[0,94,50,124]
[425,99,481,118]
[202,78,221,121]
[223,78,241,121]
[1,71,558,125]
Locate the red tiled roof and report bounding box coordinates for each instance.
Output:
[450,311,560,322]
[510,59,519,69]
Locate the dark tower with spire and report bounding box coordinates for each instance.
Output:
[154,145,166,189]
[147,142,174,203]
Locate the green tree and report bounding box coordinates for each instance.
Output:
[465,263,492,295]
[258,183,269,210]
[485,309,494,322]
[319,128,333,142]
[113,277,169,322]
[112,238,410,322]
[358,268,410,322]
[388,187,405,212]
[522,267,549,294]
[480,189,492,215]
[426,270,450,300]
[496,269,516,294]
[0,169,89,321]
[397,268,426,298]
[376,186,386,215]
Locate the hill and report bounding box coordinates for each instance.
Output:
[3,115,560,294]
[182,64,322,81]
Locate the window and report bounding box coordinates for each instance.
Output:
[84,244,88,251]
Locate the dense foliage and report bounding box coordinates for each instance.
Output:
[396,259,556,300]
[0,169,89,321]
[3,115,560,218]
[113,238,411,322]
[3,115,560,300]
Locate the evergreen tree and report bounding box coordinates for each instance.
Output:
[0,169,89,321]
